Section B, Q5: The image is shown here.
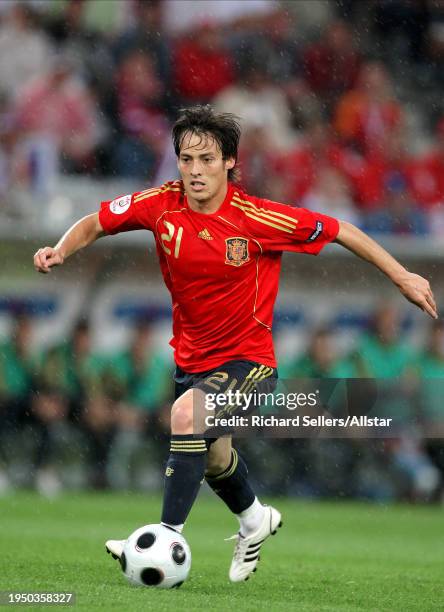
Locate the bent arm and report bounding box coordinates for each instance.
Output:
[34,213,105,273]
[334,220,438,319]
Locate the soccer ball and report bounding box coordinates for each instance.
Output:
[121,524,191,589]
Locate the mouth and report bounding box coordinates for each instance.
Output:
[190,180,206,192]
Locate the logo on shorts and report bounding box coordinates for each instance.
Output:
[109,194,131,215]
[225,237,250,266]
[165,467,175,477]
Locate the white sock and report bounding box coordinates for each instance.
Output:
[161,522,184,534]
[236,497,265,536]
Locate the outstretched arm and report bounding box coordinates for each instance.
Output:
[33,213,105,274]
[334,220,438,319]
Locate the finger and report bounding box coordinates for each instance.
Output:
[39,249,55,267]
[34,250,53,272]
[44,255,58,266]
[427,290,437,313]
[36,257,50,271]
[34,255,46,271]
[426,297,438,319]
[421,299,437,319]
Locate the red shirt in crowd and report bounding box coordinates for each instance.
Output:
[172,36,234,102]
[99,181,339,372]
[303,41,360,97]
[350,153,442,210]
[407,152,444,209]
[273,143,362,202]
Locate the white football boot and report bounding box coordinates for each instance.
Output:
[105,539,125,561]
[227,505,282,582]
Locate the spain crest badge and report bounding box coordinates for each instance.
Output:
[225,237,250,266]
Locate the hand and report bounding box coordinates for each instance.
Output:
[33,246,64,274]
[396,271,438,319]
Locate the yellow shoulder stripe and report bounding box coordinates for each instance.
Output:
[134,184,183,203]
[231,202,294,234]
[134,190,160,202]
[232,194,298,226]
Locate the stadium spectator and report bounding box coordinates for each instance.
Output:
[230,8,322,130]
[415,320,444,500]
[303,19,361,114]
[346,303,417,473]
[0,313,35,493]
[231,7,302,86]
[37,319,109,488]
[0,90,19,203]
[408,117,444,211]
[272,120,361,203]
[237,122,280,199]
[103,319,171,490]
[113,0,170,88]
[172,21,235,105]
[214,62,296,151]
[112,50,169,180]
[0,3,54,100]
[44,0,114,98]
[351,127,427,216]
[333,61,404,157]
[30,387,69,497]
[279,327,358,500]
[361,173,429,236]
[302,166,359,225]
[349,304,413,378]
[414,319,444,427]
[14,55,103,191]
[37,319,102,414]
[279,327,352,379]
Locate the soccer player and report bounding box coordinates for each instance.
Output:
[34,106,437,583]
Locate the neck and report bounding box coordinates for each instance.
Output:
[187,183,229,215]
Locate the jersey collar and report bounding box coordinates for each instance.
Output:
[184,182,234,217]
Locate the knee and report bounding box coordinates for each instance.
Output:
[171,395,194,434]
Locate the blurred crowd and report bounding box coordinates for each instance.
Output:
[1,0,444,235]
[1,0,444,502]
[1,305,443,503]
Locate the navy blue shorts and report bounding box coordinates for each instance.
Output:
[174,360,278,439]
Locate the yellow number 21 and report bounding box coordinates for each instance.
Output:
[160,220,183,258]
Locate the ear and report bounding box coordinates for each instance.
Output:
[225,158,235,170]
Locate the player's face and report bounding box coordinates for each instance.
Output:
[178,131,235,208]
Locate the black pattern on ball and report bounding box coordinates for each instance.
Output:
[136,532,156,549]
[119,552,127,573]
[140,567,163,586]
[171,544,186,565]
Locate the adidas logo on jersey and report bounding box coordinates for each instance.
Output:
[198,229,213,240]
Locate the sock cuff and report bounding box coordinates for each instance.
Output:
[170,434,207,454]
[206,448,239,482]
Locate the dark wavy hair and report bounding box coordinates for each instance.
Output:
[172,105,241,181]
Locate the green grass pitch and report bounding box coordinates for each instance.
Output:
[0,492,443,611]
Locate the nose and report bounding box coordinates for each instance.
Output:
[190,159,203,176]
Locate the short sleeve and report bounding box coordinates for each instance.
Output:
[98,191,160,235]
[242,197,339,255]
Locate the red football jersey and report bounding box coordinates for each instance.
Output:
[99,181,339,372]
